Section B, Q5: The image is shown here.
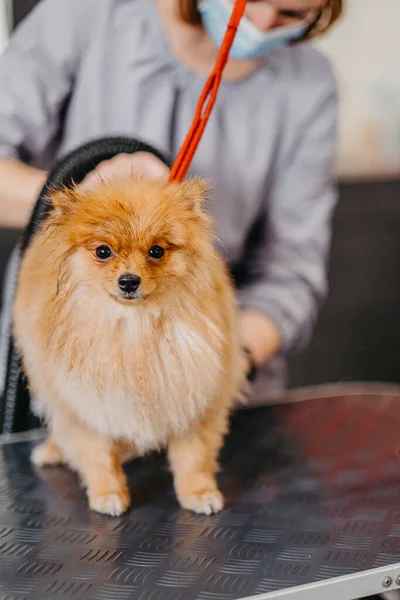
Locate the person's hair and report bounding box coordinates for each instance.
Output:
[177,0,343,39]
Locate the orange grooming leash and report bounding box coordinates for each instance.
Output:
[169,0,248,182]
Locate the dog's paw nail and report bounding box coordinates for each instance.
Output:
[89,490,130,517]
[31,441,64,467]
[180,488,224,515]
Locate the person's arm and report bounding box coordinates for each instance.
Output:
[237,52,338,373]
[0,0,93,228]
[0,160,46,228]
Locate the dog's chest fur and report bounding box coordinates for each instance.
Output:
[49,296,224,452]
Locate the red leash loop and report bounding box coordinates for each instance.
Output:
[169,0,247,182]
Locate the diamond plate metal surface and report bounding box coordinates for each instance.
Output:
[0,391,400,599]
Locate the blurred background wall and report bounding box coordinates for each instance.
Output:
[315,0,400,180]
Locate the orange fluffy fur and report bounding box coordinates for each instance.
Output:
[13,175,242,516]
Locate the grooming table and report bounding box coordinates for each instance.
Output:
[0,385,400,600]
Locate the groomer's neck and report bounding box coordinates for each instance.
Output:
[156,0,262,80]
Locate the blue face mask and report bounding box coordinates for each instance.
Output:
[198,0,309,61]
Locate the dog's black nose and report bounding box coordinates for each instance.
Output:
[118,274,141,294]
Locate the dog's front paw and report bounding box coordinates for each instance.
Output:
[89,488,131,517]
[31,438,65,467]
[178,487,224,515]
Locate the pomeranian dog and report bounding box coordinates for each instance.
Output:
[13,174,243,516]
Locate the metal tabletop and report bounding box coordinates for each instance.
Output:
[0,384,400,600]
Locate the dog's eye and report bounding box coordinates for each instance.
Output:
[95,245,113,260]
[148,245,164,260]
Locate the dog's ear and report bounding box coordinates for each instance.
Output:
[179,177,209,211]
[50,186,80,217]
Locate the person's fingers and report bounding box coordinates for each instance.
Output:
[79,152,169,192]
[130,152,170,179]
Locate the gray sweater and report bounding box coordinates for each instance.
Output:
[0,0,338,404]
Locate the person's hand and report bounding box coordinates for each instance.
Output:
[239,346,252,381]
[238,310,281,374]
[79,152,170,192]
